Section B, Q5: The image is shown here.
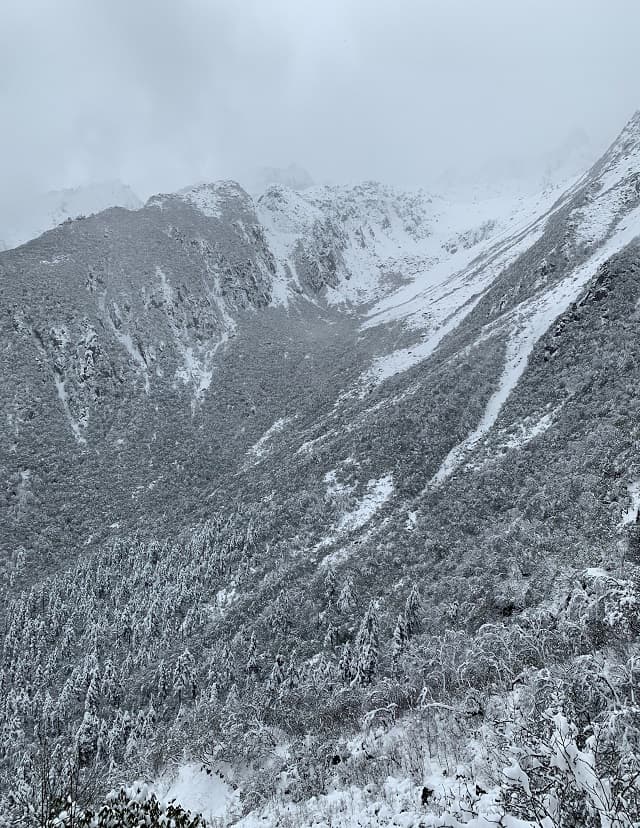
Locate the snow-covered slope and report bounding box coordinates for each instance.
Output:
[257,180,546,309]
[4,112,640,828]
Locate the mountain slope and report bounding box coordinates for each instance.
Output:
[1,114,640,827]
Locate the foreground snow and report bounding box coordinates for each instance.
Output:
[153,763,239,823]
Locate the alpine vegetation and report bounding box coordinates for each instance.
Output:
[2,7,640,823]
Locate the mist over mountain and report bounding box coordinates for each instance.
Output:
[1,106,640,827]
[0,181,142,251]
[432,127,600,199]
[245,164,315,195]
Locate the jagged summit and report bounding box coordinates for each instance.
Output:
[147,179,253,217]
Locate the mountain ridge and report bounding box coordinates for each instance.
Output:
[1,112,640,827]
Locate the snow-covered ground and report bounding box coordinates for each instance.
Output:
[432,202,640,485]
[234,724,524,828]
[53,377,85,445]
[317,474,394,568]
[362,184,565,331]
[153,763,239,823]
[258,181,556,312]
[337,475,394,533]
[359,185,570,389]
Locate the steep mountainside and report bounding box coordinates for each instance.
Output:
[1,114,640,827]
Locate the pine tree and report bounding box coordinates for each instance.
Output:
[338,642,353,683]
[96,718,110,765]
[405,584,421,637]
[323,621,337,649]
[337,576,356,613]
[173,648,196,704]
[246,631,258,677]
[353,601,379,686]
[222,644,235,687]
[267,653,286,696]
[323,565,337,604]
[221,683,241,741]
[84,669,100,713]
[271,590,291,635]
[75,710,99,767]
[155,660,171,701]
[392,613,408,667]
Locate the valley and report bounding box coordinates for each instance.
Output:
[1,113,640,828]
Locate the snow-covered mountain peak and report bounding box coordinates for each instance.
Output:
[146,179,253,218]
[305,180,434,242]
[255,181,440,306]
[257,184,325,234]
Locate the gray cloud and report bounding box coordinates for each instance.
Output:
[1,0,639,200]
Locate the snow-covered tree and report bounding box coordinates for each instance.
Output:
[352,601,379,686]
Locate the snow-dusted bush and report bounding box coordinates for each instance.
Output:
[49,785,205,828]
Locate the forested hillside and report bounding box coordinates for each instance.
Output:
[2,114,640,828]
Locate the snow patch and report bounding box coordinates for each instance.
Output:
[317,475,394,568]
[620,481,640,530]
[247,417,292,459]
[358,187,567,389]
[324,469,355,498]
[154,763,239,822]
[175,347,213,398]
[54,377,86,444]
[338,475,394,533]
[501,409,557,450]
[363,185,561,332]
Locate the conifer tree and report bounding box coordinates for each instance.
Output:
[392,613,408,667]
[246,631,258,677]
[323,621,337,649]
[338,642,353,683]
[267,653,286,696]
[405,584,421,637]
[173,649,196,704]
[84,670,100,713]
[324,565,337,604]
[353,601,379,686]
[222,644,235,687]
[75,710,99,767]
[337,576,357,613]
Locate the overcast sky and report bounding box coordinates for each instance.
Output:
[1,0,639,200]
